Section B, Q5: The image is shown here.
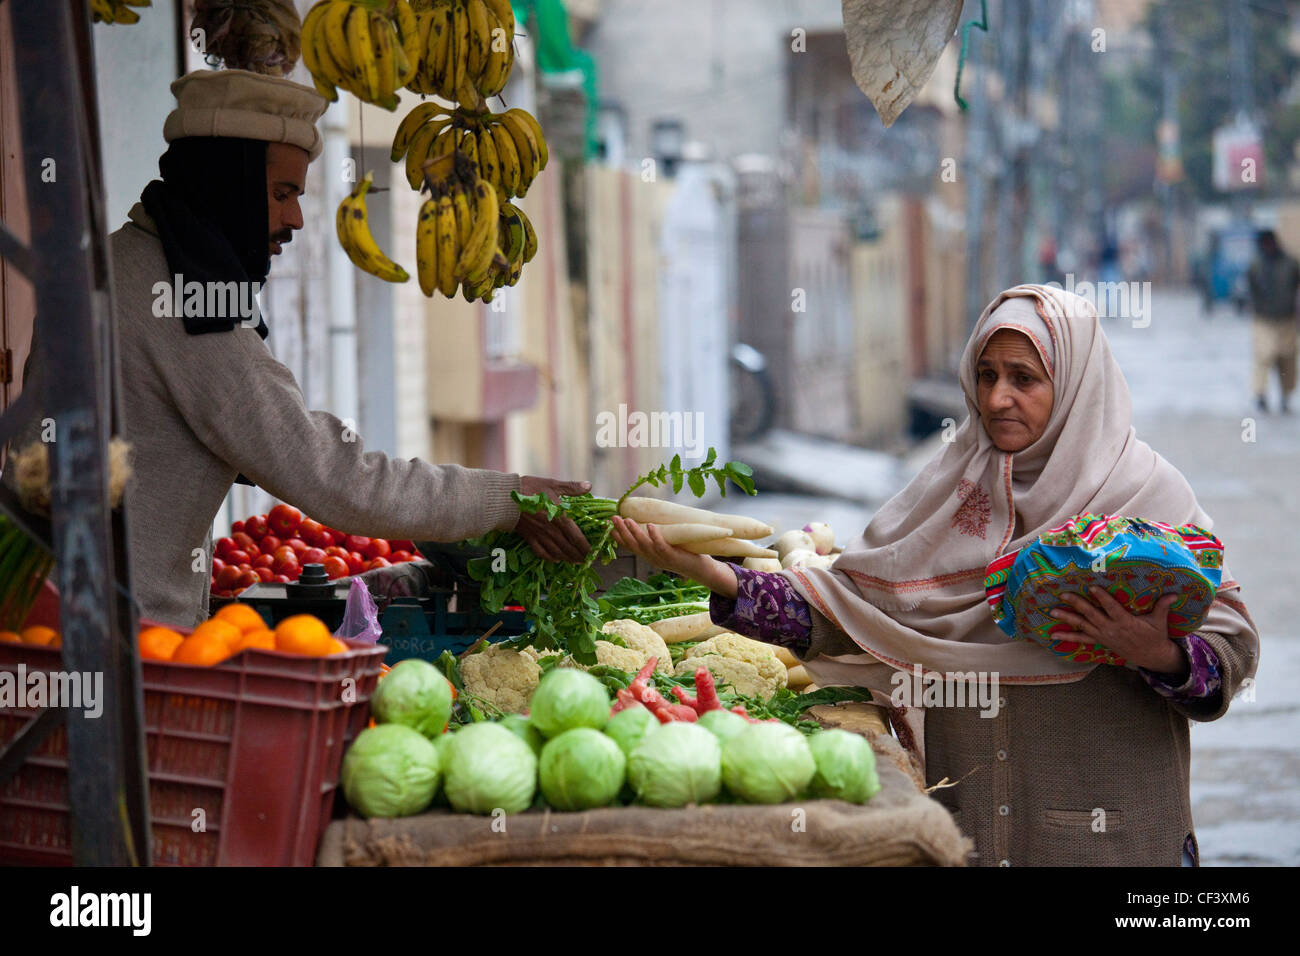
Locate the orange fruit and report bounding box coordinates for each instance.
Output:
[274,615,334,656]
[138,626,184,661]
[189,619,242,651]
[324,637,349,655]
[213,603,266,633]
[172,632,232,666]
[0,630,22,643]
[232,628,276,653]
[20,625,59,646]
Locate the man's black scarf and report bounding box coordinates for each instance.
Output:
[140,137,271,339]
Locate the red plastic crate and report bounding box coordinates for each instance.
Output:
[0,638,385,865]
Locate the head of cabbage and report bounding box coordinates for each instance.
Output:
[341,723,441,818]
[442,722,537,815]
[697,708,748,743]
[721,722,815,804]
[539,728,626,811]
[369,658,453,738]
[528,668,610,739]
[499,713,546,755]
[808,729,881,803]
[627,722,721,807]
[604,706,659,758]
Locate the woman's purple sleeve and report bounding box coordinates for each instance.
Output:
[708,566,814,652]
[1138,633,1222,702]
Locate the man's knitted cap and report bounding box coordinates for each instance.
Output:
[163,69,328,161]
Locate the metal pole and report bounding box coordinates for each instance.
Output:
[10,0,149,865]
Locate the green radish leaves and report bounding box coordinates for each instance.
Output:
[618,446,757,505]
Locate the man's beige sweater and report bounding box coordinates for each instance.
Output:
[15,205,522,627]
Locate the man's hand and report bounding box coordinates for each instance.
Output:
[1050,588,1187,676]
[515,476,593,563]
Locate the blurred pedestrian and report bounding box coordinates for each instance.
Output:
[1245,230,1300,413]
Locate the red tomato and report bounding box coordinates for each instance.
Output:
[322,556,350,579]
[389,550,413,563]
[317,529,338,547]
[272,545,297,563]
[268,504,303,538]
[365,538,391,560]
[260,535,282,555]
[272,574,292,584]
[301,547,327,565]
[227,549,251,566]
[346,551,366,575]
[232,532,260,554]
[324,545,350,561]
[243,515,269,539]
[211,556,227,575]
[253,554,275,570]
[272,553,300,576]
[232,520,245,535]
[287,565,302,580]
[389,540,415,553]
[253,566,274,582]
[364,557,392,571]
[286,537,309,554]
[297,519,325,546]
[214,565,240,590]
[235,569,259,589]
[216,537,238,560]
[344,535,371,555]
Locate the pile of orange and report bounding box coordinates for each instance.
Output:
[0,625,61,648]
[138,606,349,666]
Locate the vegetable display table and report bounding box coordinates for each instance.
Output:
[316,732,971,867]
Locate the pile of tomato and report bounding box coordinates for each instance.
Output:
[210,504,423,597]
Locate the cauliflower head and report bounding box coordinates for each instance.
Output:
[685,633,788,690]
[593,639,647,672]
[674,654,778,699]
[601,619,672,675]
[460,644,541,715]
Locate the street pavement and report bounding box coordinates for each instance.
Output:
[728,286,1299,866]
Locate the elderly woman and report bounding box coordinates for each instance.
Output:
[611,284,1259,867]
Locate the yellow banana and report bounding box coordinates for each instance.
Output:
[301,4,339,101]
[392,103,450,162]
[513,202,538,263]
[475,126,501,198]
[405,119,443,190]
[416,197,440,297]
[450,0,470,100]
[322,2,356,86]
[430,3,455,97]
[435,192,459,297]
[505,108,548,171]
[337,172,410,283]
[475,5,513,96]
[481,0,515,34]
[347,6,380,104]
[456,177,500,281]
[490,121,521,197]
[499,110,539,192]
[458,124,479,171]
[466,0,490,81]
[371,13,399,111]
[393,0,421,87]
[450,181,474,254]
[407,9,436,93]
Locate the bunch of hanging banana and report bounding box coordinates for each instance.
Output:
[337,172,411,283]
[90,0,151,25]
[415,152,537,303]
[301,0,420,110]
[405,0,515,102]
[392,102,549,198]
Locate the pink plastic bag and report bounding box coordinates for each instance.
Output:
[333,577,382,643]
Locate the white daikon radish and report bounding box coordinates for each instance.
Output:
[619,497,774,540]
[649,612,724,644]
[742,557,784,572]
[786,665,813,689]
[804,522,835,555]
[803,554,835,570]
[772,645,799,668]
[680,538,778,559]
[774,530,816,560]
[781,548,818,569]
[650,523,733,545]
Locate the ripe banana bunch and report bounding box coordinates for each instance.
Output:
[90,0,151,25]
[337,172,410,283]
[416,153,509,302]
[301,0,420,110]
[406,0,515,102]
[491,201,538,291]
[392,103,549,198]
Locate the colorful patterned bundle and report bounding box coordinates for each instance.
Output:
[983,514,1223,666]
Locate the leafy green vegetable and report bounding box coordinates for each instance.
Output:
[341,724,442,818]
[538,728,627,811]
[441,722,538,814]
[529,669,611,738]
[721,723,816,804]
[627,722,722,807]
[808,728,881,803]
[369,659,454,739]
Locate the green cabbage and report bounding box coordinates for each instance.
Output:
[369,658,453,739]
[721,722,815,804]
[539,728,626,811]
[429,728,458,807]
[528,668,610,738]
[499,713,546,755]
[808,729,881,803]
[627,722,721,807]
[697,708,748,743]
[604,706,658,757]
[442,722,538,815]
[341,724,441,818]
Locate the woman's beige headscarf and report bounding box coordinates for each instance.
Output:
[786,283,1242,689]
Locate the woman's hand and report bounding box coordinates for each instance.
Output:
[1050,587,1187,676]
[609,517,739,598]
